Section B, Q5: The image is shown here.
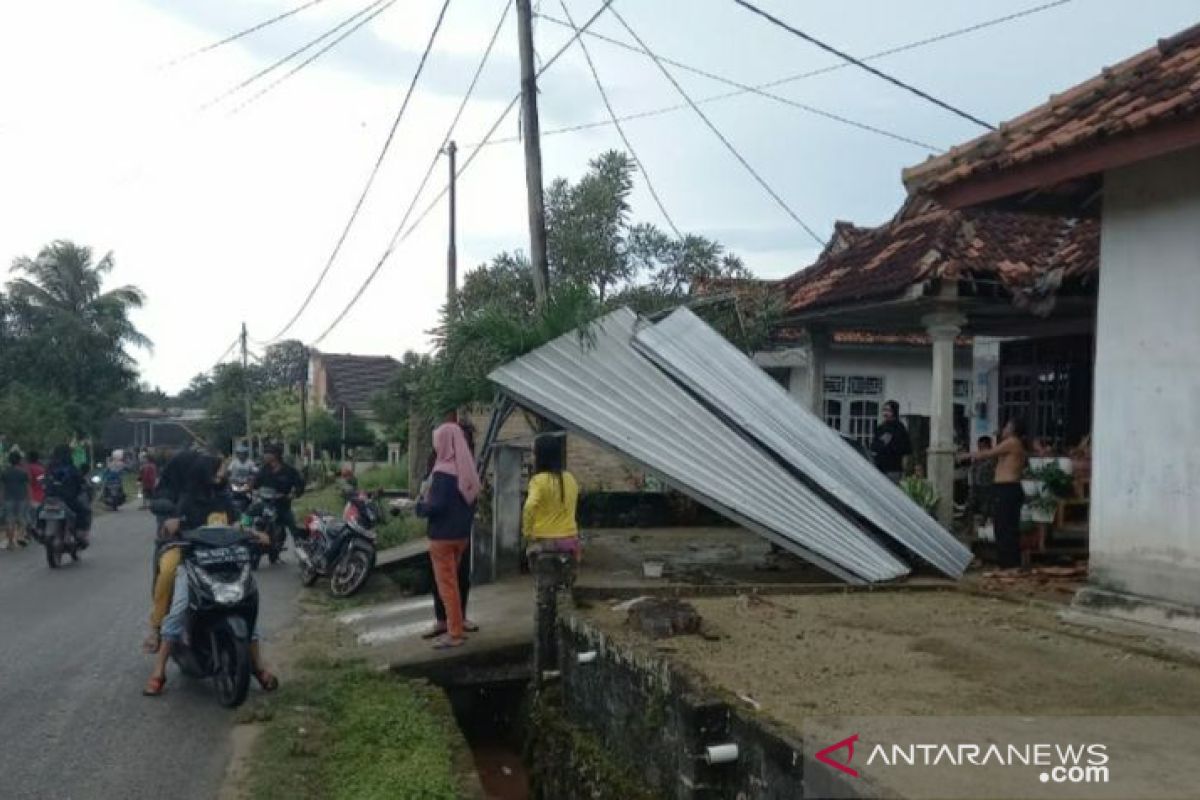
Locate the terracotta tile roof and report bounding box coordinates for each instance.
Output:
[768,327,971,347]
[318,352,402,415]
[780,202,1099,314]
[904,23,1200,195]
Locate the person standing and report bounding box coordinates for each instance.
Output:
[138,455,158,509]
[415,422,480,650]
[871,400,912,482]
[2,451,32,549]
[961,418,1028,570]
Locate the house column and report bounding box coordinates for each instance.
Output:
[803,327,830,416]
[924,312,965,528]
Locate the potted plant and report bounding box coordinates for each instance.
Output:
[1030,461,1074,498]
[899,475,939,518]
[1028,493,1058,524]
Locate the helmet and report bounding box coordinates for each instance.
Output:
[234,443,250,456]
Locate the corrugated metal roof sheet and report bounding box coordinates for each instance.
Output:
[634,308,972,579]
[489,308,909,584]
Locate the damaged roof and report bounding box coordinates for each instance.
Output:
[490,309,910,584]
[779,199,1099,315]
[904,23,1200,202]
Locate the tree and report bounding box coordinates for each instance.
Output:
[2,240,151,438]
[258,340,308,391]
[370,351,433,446]
[203,363,252,452]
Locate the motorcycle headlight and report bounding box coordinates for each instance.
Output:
[212,581,245,605]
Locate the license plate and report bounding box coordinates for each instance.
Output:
[41,507,66,520]
[193,546,248,566]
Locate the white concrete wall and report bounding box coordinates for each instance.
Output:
[781,347,971,416]
[1090,147,1200,608]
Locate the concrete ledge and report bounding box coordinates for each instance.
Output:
[574,579,958,602]
[1072,585,1200,636]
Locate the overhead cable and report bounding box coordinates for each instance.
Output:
[163,0,330,68]
[535,12,938,151]
[202,0,394,113]
[729,0,996,130]
[558,0,681,236]
[265,0,453,343]
[310,0,616,346]
[607,7,825,246]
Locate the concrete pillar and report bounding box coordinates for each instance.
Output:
[924,312,966,527]
[491,445,524,580]
[803,327,830,415]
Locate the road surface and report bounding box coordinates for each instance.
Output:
[0,505,300,800]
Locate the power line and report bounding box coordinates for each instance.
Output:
[227,0,399,116]
[163,0,330,68]
[211,336,241,372]
[201,0,393,113]
[607,7,824,246]
[310,0,616,346]
[535,12,938,151]
[482,0,1069,148]
[265,0,453,343]
[557,0,681,237]
[729,0,996,131]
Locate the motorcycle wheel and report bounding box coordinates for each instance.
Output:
[213,627,252,709]
[300,565,320,587]
[330,548,372,597]
[44,521,63,569]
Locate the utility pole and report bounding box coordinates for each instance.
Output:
[516,0,550,308]
[299,346,309,466]
[241,322,253,456]
[445,140,458,309]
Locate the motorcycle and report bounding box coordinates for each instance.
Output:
[170,526,259,708]
[96,473,126,511]
[39,496,82,568]
[247,486,288,569]
[296,490,380,598]
[229,481,253,518]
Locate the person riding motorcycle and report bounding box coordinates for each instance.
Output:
[247,444,305,545]
[43,445,92,547]
[227,443,258,487]
[143,453,278,696]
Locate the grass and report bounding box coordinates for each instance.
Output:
[359,465,407,494]
[240,657,467,800]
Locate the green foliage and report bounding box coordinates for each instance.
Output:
[370,351,433,446]
[0,240,150,440]
[899,475,940,516]
[358,465,407,493]
[0,384,73,452]
[1030,461,1073,498]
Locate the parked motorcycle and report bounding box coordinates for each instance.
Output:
[246,486,288,569]
[170,526,259,708]
[296,490,380,598]
[39,496,82,568]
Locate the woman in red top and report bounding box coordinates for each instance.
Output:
[139,456,158,509]
[25,450,46,506]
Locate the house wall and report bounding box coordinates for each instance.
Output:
[1090,147,1200,610]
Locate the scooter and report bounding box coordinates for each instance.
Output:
[170,526,259,708]
[39,496,82,568]
[246,486,288,569]
[296,490,381,598]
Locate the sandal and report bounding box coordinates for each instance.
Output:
[255,669,279,692]
[143,675,167,696]
[464,620,480,633]
[432,635,465,650]
[421,625,448,640]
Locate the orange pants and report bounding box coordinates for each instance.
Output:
[429,539,469,639]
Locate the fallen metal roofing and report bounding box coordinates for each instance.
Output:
[634,307,973,579]
[489,308,909,584]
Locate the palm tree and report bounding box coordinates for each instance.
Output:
[8,240,151,358]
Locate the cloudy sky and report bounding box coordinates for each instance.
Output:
[1,0,1195,392]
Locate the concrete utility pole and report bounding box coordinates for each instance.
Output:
[241,322,253,456]
[299,346,309,466]
[445,140,458,309]
[516,0,550,308]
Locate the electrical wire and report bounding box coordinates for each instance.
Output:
[201,0,393,113]
[264,0,453,343]
[162,0,330,68]
[211,336,241,372]
[485,0,1068,147]
[535,12,938,151]
[309,0,616,346]
[227,0,401,116]
[558,0,681,237]
[607,7,825,246]
[729,0,996,130]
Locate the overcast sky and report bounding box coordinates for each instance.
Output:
[1,0,1195,392]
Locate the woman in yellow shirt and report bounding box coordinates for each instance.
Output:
[523,434,580,559]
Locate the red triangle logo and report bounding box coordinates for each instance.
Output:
[815,734,860,778]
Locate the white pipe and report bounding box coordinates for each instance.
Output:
[705,743,739,765]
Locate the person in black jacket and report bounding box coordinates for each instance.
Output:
[870,400,912,482]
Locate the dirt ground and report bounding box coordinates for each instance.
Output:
[585,591,1200,730]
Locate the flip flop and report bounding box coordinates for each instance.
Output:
[255,669,280,692]
[143,675,166,697]
[464,621,480,633]
[432,635,465,650]
[421,626,448,640]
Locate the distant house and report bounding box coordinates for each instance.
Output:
[904,22,1200,628]
[308,350,402,438]
[102,408,207,453]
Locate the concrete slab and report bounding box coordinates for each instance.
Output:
[375,539,429,571]
[334,575,536,674]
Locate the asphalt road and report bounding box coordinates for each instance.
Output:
[0,505,300,800]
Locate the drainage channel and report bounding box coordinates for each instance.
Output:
[446,679,531,800]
